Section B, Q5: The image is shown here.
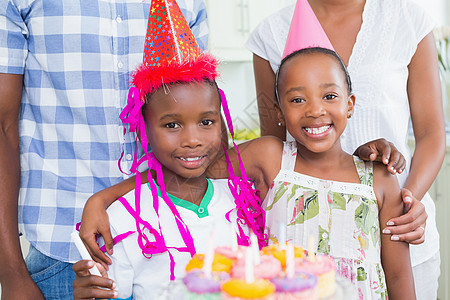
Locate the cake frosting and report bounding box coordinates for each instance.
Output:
[185,253,234,274]
[295,255,336,298]
[270,271,318,300]
[261,244,305,267]
[221,278,276,299]
[183,270,230,299]
[231,255,282,279]
[215,246,242,260]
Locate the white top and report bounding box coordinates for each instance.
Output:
[246,0,438,266]
[105,179,237,300]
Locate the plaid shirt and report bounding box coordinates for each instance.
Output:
[0,0,208,262]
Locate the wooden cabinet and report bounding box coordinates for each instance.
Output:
[205,0,295,61]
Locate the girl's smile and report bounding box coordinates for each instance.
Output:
[276,51,355,156]
[303,124,333,137]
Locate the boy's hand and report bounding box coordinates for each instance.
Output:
[80,192,115,269]
[73,260,117,300]
[353,138,406,175]
[381,188,427,244]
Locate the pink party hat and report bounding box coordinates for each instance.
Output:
[283,0,334,58]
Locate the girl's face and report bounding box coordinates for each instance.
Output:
[142,82,222,180]
[277,52,355,154]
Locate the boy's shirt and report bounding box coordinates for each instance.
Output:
[105,178,237,299]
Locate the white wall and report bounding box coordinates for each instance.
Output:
[217,61,260,132]
[412,0,449,26]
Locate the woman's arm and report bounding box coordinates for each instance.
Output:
[406,32,445,199]
[385,32,446,243]
[253,54,286,140]
[374,164,415,299]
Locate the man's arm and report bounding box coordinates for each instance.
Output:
[0,73,44,299]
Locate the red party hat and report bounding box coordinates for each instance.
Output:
[132,0,218,100]
[283,0,334,58]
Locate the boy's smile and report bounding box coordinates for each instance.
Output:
[175,154,208,170]
[142,82,222,186]
[277,52,355,155]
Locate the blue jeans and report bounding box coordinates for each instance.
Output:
[25,244,75,300]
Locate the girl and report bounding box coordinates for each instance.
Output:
[216,47,415,299]
[246,0,443,297]
[73,79,242,300]
[72,1,261,298]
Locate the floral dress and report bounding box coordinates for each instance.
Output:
[263,142,387,299]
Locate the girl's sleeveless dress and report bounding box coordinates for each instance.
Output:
[263,141,388,299]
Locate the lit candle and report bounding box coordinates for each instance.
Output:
[71,232,102,277]
[308,236,316,262]
[286,242,294,279]
[245,246,255,283]
[250,232,260,265]
[279,222,287,249]
[203,229,216,278]
[230,222,238,252]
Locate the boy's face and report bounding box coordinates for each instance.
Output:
[277,52,355,154]
[142,82,222,180]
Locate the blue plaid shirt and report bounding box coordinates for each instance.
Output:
[0,0,208,262]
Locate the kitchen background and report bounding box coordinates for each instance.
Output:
[2,0,449,299]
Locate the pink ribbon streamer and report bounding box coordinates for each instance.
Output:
[106,86,267,281]
[219,89,268,249]
[114,88,196,280]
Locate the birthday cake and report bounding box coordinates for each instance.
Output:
[182,241,351,300]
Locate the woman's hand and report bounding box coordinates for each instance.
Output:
[72,260,117,300]
[382,188,427,244]
[353,138,406,175]
[79,191,115,269]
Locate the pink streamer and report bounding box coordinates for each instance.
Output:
[114,88,196,280]
[107,86,267,282]
[219,89,268,249]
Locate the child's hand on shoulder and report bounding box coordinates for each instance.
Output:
[73,260,118,300]
[354,138,406,174]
